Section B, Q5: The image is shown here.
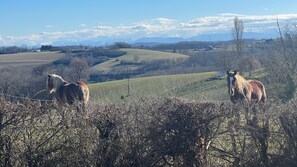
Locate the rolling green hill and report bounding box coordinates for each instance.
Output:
[0,51,65,69]
[90,48,188,73]
[89,71,228,103]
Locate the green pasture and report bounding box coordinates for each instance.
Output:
[0,51,64,69]
[91,48,189,73]
[89,71,229,103]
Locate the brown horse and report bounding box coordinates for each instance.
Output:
[46,73,89,107]
[226,70,266,103]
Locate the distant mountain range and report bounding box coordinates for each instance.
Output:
[52,31,278,47]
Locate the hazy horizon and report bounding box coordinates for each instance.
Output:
[1,0,296,46]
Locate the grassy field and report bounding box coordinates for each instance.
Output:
[89,71,228,103]
[0,51,64,69]
[91,48,189,73]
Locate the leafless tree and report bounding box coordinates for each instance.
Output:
[263,20,297,101]
[68,57,89,82]
[232,17,244,60]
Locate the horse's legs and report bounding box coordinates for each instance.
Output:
[246,92,252,103]
[256,92,267,103]
[255,93,261,103]
[261,93,267,103]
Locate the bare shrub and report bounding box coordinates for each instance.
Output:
[264,21,297,101]
[275,100,297,166]
[0,97,297,166]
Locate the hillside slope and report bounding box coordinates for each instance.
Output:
[90,48,188,73]
[0,51,64,69]
[89,71,228,103]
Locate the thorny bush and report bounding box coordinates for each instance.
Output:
[0,97,296,166]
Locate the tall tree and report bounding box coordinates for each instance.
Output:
[232,17,244,59]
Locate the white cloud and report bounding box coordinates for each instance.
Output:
[138,18,176,25]
[45,25,53,28]
[2,13,297,46]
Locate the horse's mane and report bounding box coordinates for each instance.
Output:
[235,74,251,95]
[48,74,66,92]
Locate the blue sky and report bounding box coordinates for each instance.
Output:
[1,0,297,46]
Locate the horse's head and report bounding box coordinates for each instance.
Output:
[46,73,65,94]
[47,74,55,93]
[226,70,238,96]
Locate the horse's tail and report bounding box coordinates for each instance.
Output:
[261,84,267,103]
[82,85,90,105]
[76,83,89,112]
[82,86,89,105]
[75,81,89,104]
